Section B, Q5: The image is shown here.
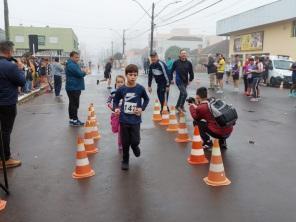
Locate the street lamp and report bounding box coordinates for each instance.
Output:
[131,0,182,55]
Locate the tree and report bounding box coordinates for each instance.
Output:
[165,46,181,60]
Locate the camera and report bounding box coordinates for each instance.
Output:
[186,97,196,104]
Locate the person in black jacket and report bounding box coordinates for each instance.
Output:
[0,41,26,168]
[171,49,194,112]
[148,51,171,112]
[97,58,114,89]
[204,55,217,89]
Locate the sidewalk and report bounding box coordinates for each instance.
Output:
[17,85,49,104]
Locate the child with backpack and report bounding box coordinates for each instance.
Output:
[188,87,235,150]
[107,75,126,151]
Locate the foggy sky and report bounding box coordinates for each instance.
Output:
[0,0,278,58]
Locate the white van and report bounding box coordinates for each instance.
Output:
[267,56,294,87]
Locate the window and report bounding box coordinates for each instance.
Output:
[49,37,58,44]
[38,35,46,45]
[15,35,24,43]
[292,21,296,37]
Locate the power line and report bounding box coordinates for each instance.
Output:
[157,0,196,19]
[156,0,223,28]
[157,0,208,23]
[126,28,151,40]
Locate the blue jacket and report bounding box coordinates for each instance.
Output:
[148,60,171,87]
[65,59,86,91]
[0,58,26,106]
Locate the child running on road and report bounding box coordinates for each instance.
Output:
[113,64,150,171]
[107,75,126,151]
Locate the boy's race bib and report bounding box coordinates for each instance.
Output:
[124,102,137,114]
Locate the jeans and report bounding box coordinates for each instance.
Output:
[24,80,32,93]
[157,84,169,111]
[0,105,17,160]
[196,120,229,148]
[252,77,261,98]
[66,90,81,120]
[54,75,62,96]
[120,123,140,164]
[176,83,188,109]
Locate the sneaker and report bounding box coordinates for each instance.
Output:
[132,146,141,157]
[0,158,22,169]
[76,119,85,126]
[96,80,100,85]
[216,90,224,94]
[121,162,129,171]
[202,140,213,151]
[69,119,75,126]
[250,98,259,102]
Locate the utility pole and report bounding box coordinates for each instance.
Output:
[3,0,10,40]
[122,29,126,57]
[111,41,114,57]
[150,2,155,55]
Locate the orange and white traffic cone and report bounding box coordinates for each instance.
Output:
[88,111,98,125]
[175,112,191,143]
[152,99,162,122]
[90,119,101,140]
[72,137,95,179]
[160,102,170,126]
[203,139,231,186]
[166,106,178,132]
[0,199,6,211]
[187,127,208,165]
[84,121,99,154]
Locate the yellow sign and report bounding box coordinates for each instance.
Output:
[234,32,264,52]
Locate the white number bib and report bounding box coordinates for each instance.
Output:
[124,102,137,114]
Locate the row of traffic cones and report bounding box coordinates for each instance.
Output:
[72,103,100,179]
[152,99,231,187]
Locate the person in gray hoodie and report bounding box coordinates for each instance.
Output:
[51,57,64,97]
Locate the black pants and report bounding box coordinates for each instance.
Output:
[243,75,248,92]
[0,105,17,160]
[54,75,62,96]
[66,90,81,120]
[120,123,140,164]
[157,84,169,111]
[196,121,229,148]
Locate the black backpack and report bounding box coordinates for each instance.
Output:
[208,98,238,127]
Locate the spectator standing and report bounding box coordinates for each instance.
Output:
[65,51,90,126]
[51,57,64,97]
[0,41,26,168]
[204,55,217,90]
[215,54,226,94]
[232,55,241,92]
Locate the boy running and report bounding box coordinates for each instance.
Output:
[113,64,150,171]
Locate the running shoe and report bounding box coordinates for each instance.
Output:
[121,162,129,171]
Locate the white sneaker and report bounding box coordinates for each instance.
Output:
[217,90,224,94]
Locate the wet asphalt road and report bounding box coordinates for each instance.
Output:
[1,70,296,222]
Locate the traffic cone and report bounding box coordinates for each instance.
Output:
[152,99,162,122]
[187,127,208,165]
[90,119,101,140]
[166,106,178,132]
[175,112,191,143]
[84,121,99,154]
[0,199,6,211]
[88,111,98,125]
[203,139,231,186]
[160,102,170,126]
[72,137,95,179]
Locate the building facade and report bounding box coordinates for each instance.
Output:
[10,26,79,57]
[216,0,296,60]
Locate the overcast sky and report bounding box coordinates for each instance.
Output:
[0,0,278,58]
